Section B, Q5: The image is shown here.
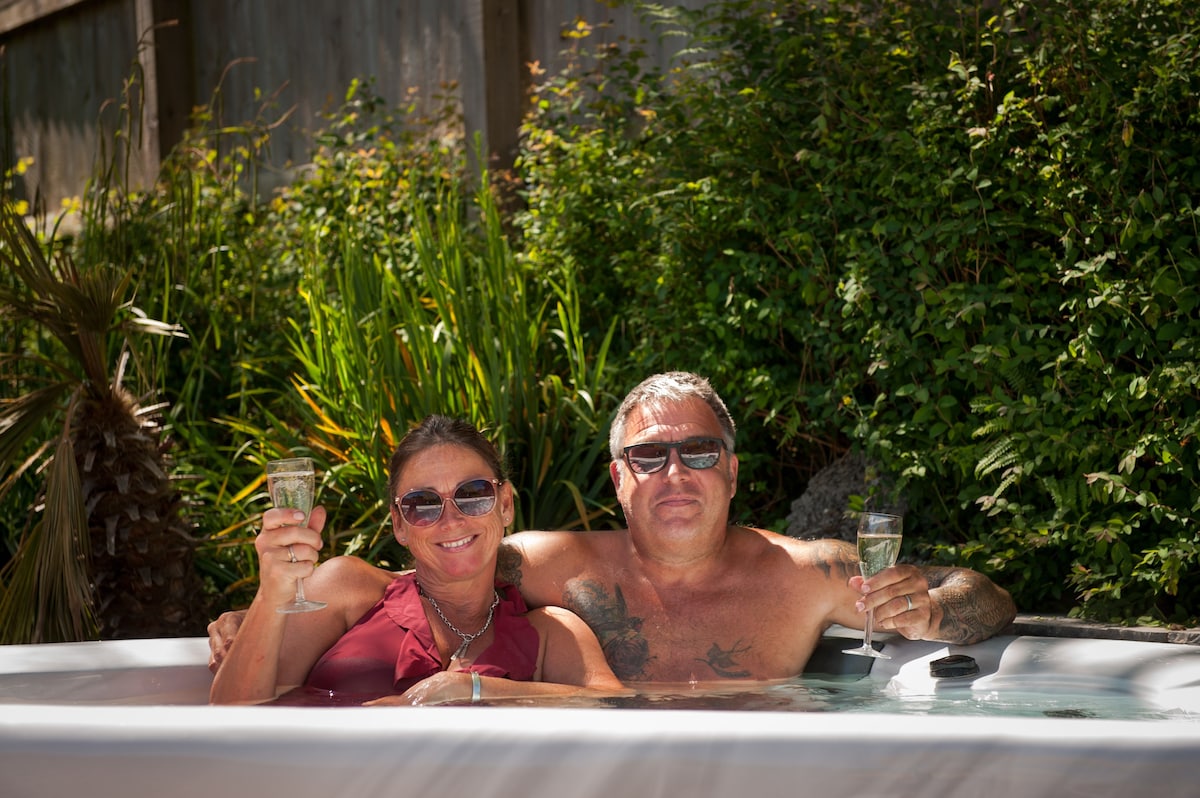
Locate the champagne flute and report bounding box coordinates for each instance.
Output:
[843,511,903,658]
[266,457,327,613]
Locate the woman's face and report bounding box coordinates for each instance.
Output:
[389,443,513,585]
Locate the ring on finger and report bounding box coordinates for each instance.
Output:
[288,545,297,563]
[904,594,914,612]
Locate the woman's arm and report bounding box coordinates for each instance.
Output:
[529,605,625,690]
[209,506,334,703]
[209,508,388,704]
[372,605,627,706]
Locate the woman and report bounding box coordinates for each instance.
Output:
[209,415,624,705]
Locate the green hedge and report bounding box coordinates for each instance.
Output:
[6,0,1196,632]
[517,0,1199,624]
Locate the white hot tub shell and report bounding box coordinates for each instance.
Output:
[1,632,1198,798]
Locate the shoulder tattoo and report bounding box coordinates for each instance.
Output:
[496,541,523,589]
[812,538,861,583]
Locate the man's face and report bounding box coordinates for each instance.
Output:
[610,397,738,537]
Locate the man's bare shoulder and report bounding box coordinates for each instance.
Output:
[503,528,628,559]
[734,527,859,581]
[498,528,629,601]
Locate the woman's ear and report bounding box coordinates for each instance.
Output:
[500,480,516,526]
[389,502,408,545]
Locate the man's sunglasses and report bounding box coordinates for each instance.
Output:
[622,437,726,475]
[394,478,501,527]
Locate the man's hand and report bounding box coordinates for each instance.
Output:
[851,562,1017,645]
[207,609,248,674]
[850,564,940,640]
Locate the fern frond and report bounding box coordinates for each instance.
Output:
[975,437,1018,480]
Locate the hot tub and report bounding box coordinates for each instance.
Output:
[1,631,1197,798]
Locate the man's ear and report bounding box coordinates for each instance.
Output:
[609,459,622,491]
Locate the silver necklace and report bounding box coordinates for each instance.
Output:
[417,581,500,660]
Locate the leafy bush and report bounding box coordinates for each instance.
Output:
[5,0,1196,633]
[517,0,1199,624]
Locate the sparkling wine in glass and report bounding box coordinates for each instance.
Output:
[266,457,326,613]
[843,512,903,658]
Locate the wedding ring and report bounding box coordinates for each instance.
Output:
[288,545,297,563]
[905,594,914,611]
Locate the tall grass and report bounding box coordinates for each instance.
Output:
[288,171,618,567]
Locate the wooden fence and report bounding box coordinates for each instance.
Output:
[0,0,705,210]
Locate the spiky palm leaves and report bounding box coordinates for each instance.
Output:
[0,205,206,642]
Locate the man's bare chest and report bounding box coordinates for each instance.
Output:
[561,574,818,682]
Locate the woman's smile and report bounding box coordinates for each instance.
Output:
[437,534,477,551]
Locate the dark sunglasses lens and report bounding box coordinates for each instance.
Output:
[680,439,722,469]
[453,479,498,517]
[626,444,669,474]
[400,490,444,526]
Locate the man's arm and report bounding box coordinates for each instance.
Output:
[920,566,1017,645]
[819,537,1016,645]
[496,539,527,596]
[497,530,587,609]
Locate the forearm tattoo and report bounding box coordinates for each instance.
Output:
[563,580,651,681]
[923,566,1017,644]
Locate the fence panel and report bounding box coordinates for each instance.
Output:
[1,0,709,210]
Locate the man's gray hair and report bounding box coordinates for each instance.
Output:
[609,371,737,461]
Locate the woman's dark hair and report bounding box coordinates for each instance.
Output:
[386,415,505,500]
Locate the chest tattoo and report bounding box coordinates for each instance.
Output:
[698,640,753,678]
[563,580,651,681]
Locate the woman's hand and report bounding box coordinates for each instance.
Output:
[255,505,327,607]
[364,671,473,707]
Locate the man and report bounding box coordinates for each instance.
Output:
[210,372,1016,683]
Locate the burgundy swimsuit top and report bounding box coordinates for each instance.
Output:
[302,574,539,699]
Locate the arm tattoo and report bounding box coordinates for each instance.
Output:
[563,580,651,681]
[922,566,1017,645]
[496,542,523,590]
[814,539,861,583]
[698,640,752,678]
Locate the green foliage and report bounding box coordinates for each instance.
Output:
[5,0,1197,631]
[0,190,197,641]
[85,80,316,607]
[519,0,1199,624]
[283,168,618,567]
[163,81,618,609]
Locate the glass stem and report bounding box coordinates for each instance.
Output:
[863,608,875,652]
[294,578,308,602]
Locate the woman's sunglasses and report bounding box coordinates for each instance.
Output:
[621,437,726,475]
[395,478,501,527]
